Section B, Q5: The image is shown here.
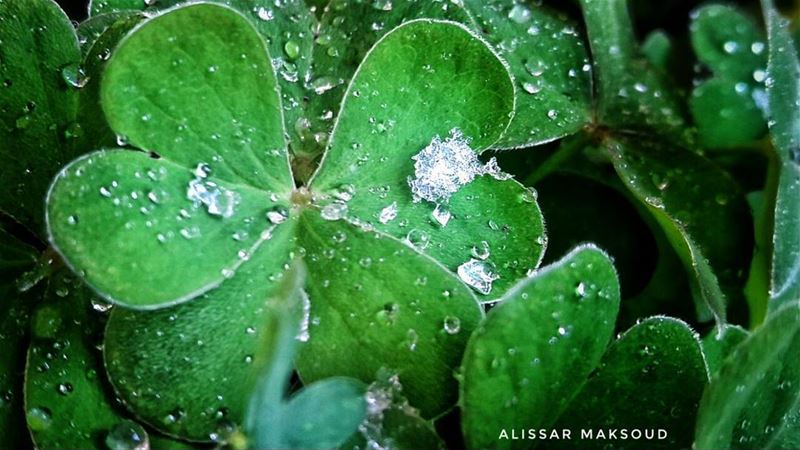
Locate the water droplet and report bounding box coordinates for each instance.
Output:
[522,81,541,94]
[372,0,393,11]
[27,407,52,431]
[266,207,288,224]
[405,229,430,250]
[575,282,587,298]
[508,4,531,23]
[57,383,73,396]
[63,122,84,141]
[256,7,273,20]
[180,226,201,239]
[723,41,739,54]
[405,329,418,350]
[309,76,340,95]
[432,203,451,227]
[284,40,300,60]
[106,420,149,450]
[61,64,89,89]
[457,258,499,295]
[471,241,490,260]
[377,201,398,224]
[443,316,461,334]
[321,202,348,221]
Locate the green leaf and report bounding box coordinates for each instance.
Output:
[462,0,592,148]
[308,0,591,151]
[77,11,142,57]
[90,0,147,16]
[695,301,800,449]
[89,0,315,157]
[47,3,295,309]
[24,275,195,449]
[0,0,81,232]
[103,222,295,440]
[100,3,293,191]
[279,378,367,449]
[642,30,674,72]
[78,12,145,151]
[690,77,768,149]
[310,19,544,297]
[553,317,708,450]
[460,245,620,449]
[689,4,768,149]
[691,4,766,81]
[579,0,688,142]
[47,150,288,309]
[604,137,752,323]
[304,1,469,160]
[0,226,38,450]
[762,0,800,310]
[296,211,484,418]
[702,324,749,378]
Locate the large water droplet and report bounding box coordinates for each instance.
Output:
[321,202,348,221]
[105,420,149,450]
[27,407,52,431]
[443,316,461,334]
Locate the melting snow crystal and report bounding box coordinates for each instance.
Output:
[457,258,500,295]
[408,128,511,205]
[186,164,238,218]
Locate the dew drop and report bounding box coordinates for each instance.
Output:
[443,316,461,334]
[378,201,398,224]
[432,203,451,227]
[106,420,149,450]
[27,407,52,431]
[321,202,348,221]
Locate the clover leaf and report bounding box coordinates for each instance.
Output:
[762,0,800,311]
[0,225,39,450]
[24,275,196,449]
[695,301,800,449]
[44,3,546,440]
[306,0,591,152]
[689,4,769,149]
[579,0,688,144]
[602,136,752,324]
[460,245,708,449]
[0,0,114,234]
[88,0,316,157]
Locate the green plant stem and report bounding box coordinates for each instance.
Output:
[522,134,590,186]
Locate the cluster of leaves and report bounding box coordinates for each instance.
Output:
[0,0,798,449]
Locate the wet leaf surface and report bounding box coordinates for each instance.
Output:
[460,245,620,449]
[695,301,800,449]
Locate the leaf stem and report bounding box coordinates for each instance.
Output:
[522,134,590,186]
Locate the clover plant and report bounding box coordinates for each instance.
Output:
[0,0,798,449]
